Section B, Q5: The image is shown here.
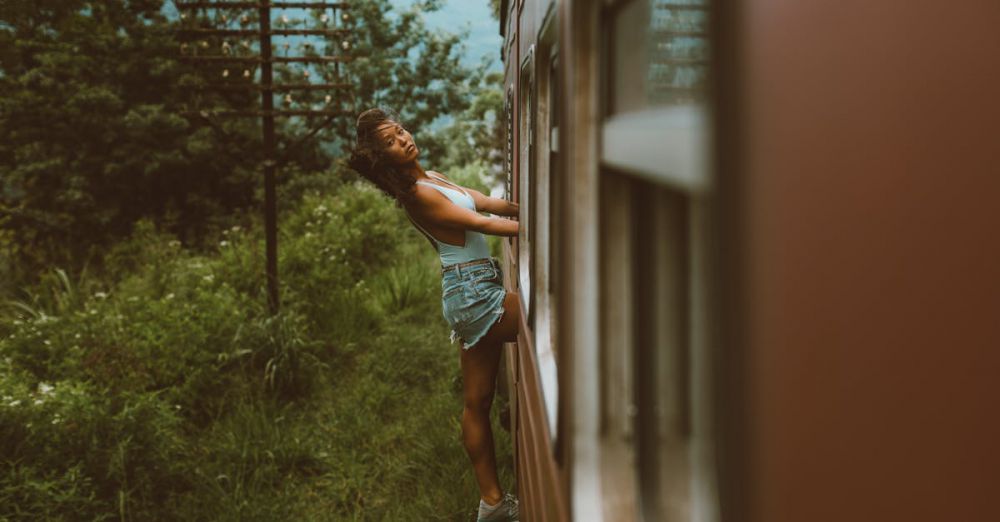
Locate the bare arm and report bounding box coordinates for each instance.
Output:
[428,172,520,218]
[466,188,519,217]
[410,184,519,237]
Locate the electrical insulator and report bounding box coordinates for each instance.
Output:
[342,13,349,22]
[222,69,229,78]
[325,95,332,104]
[341,40,351,51]
[243,69,251,78]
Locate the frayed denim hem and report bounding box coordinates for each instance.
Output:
[460,304,506,350]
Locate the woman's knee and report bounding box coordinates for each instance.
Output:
[464,393,494,415]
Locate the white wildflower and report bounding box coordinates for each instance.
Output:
[127,296,138,302]
[94,292,108,300]
[168,240,181,248]
[43,340,51,346]
[33,398,43,406]
[75,333,81,339]
[220,240,230,247]
[9,399,21,407]
[203,275,215,283]
[165,293,175,300]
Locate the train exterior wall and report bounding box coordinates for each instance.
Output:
[718,1,1000,521]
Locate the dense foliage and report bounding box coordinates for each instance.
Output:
[0,176,513,520]
[0,0,491,288]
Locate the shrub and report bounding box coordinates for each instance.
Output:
[0,374,190,521]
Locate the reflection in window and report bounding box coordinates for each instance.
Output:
[612,0,710,114]
[650,1,710,105]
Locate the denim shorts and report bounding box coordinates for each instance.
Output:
[440,257,507,350]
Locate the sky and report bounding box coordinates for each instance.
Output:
[389,0,503,73]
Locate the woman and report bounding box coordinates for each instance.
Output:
[348,108,521,521]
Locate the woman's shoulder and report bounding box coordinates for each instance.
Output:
[407,180,450,208]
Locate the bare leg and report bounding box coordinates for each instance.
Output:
[460,291,521,505]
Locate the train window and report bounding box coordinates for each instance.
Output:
[504,88,514,202]
[603,0,710,191]
[548,51,560,298]
[597,0,717,520]
[517,47,534,321]
[611,0,709,113]
[533,15,560,440]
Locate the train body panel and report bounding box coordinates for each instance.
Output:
[497,0,999,520]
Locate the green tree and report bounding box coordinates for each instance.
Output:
[0,1,262,284]
[431,67,504,177]
[0,0,483,287]
[321,0,477,158]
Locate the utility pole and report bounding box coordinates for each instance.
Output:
[175,1,353,314]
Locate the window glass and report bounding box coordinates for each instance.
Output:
[505,89,514,201]
[518,55,533,314]
[611,0,710,114]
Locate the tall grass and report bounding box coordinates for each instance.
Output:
[0,178,514,520]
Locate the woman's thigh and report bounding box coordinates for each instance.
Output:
[459,291,521,404]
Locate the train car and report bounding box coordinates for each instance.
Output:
[498,0,999,521]
[499,0,715,520]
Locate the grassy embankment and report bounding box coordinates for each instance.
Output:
[0,167,514,521]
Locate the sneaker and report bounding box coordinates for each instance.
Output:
[477,492,519,522]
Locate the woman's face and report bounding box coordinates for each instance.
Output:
[374,121,419,166]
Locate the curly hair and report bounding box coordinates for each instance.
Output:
[347,108,417,207]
